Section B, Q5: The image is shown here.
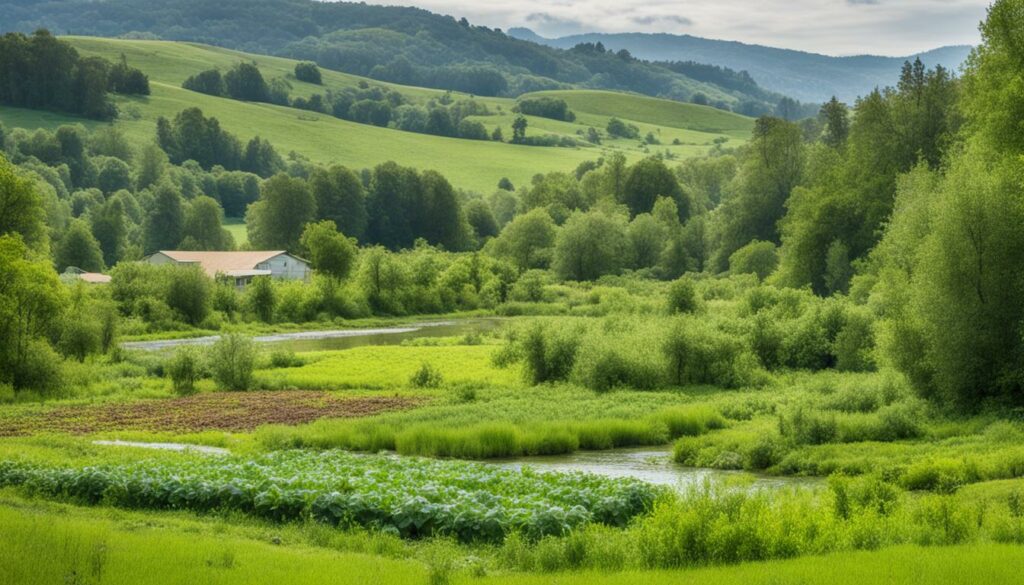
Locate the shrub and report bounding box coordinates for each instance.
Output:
[779,406,838,445]
[246,276,276,323]
[294,61,322,84]
[506,322,583,385]
[209,333,256,390]
[58,314,101,362]
[165,266,212,326]
[834,308,876,372]
[410,362,444,388]
[11,340,65,397]
[573,333,662,392]
[666,278,699,314]
[268,349,304,368]
[168,346,203,395]
[661,317,761,388]
[728,240,778,281]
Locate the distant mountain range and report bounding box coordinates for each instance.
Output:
[509,28,973,104]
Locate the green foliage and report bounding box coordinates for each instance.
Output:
[0,154,48,252]
[156,107,247,171]
[552,211,630,281]
[300,220,358,281]
[490,209,556,271]
[164,265,211,326]
[310,165,367,241]
[622,157,686,220]
[410,362,444,388]
[224,61,270,102]
[182,195,233,251]
[246,276,276,323]
[0,450,657,543]
[294,61,322,84]
[0,235,67,394]
[661,317,760,388]
[515,97,575,122]
[168,345,203,395]
[0,30,116,119]
[606,117,639,139]
[55,219,104,272]
[665,278,699,314]
[208,333,256,391]
[247,173,316,251]
[729,240,778,281]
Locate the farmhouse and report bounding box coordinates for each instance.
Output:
[145,250,311,287]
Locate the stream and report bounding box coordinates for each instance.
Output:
[120,318,504,352]
[490,447,818,491]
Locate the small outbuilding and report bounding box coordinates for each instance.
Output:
[60,266,112,284]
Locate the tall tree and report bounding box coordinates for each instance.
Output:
[182,196,233,250]
[299,220,357,281]
[55,219,104,272]
[246,173,316,251]
[144,181,185,253]
[309,165,367,241]
[0,154,47,252]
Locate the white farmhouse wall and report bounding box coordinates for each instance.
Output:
[257,254,311,281]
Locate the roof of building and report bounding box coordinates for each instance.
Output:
[150,251,299,278]
[79,272,112,284]
[61,267,112,284]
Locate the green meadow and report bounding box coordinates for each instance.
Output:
[0,37,750,193]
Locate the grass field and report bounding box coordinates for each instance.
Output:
[2,496,1021,585]
[0,37,751,193]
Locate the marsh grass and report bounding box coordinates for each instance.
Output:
[258,403,727,458]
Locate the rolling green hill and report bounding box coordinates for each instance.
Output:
[0,0,791,112]
[0,37,751,193]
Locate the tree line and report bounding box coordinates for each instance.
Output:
[0,30,149,120]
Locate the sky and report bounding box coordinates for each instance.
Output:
[376,0,988,56]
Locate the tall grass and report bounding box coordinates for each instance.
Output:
[257,405,727,458]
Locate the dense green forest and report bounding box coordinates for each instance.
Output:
[0,0,812,116]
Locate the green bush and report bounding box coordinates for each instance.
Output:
[728,240,778,281]
[268,349,304,368]
[661,317,762,388]
[410,362,444,388]
[209,333,256,390]
[666,277,699,314]
[168,345,203,395]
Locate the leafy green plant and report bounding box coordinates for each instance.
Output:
[209,334,256,391]
[410,362,444,388]
[168,346,203,396]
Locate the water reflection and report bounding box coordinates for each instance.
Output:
[488,447,819,491]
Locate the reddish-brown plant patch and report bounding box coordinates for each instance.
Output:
[0,391,421,435]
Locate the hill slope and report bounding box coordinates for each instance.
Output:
[0,37,751,193]
[0,0,788,112]
[510,29,973,104]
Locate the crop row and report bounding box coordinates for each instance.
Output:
[0,450,658,542]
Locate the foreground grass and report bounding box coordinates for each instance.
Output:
[1,495,1022,585]
[475,544,1024,585]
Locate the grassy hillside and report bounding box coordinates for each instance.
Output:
[0,38,750,193]
[0,0,789,111]
[525,90,755,136]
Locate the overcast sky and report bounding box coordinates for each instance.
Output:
[377,0,988,56]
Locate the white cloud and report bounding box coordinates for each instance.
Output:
[373,0,987,55]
